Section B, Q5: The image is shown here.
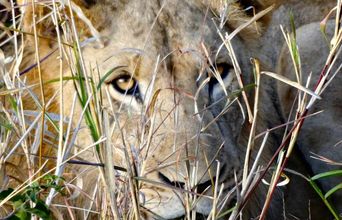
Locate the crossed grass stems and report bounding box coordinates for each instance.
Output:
[0,0,341,219]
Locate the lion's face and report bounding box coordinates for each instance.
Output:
[21,0,254,218]
[70,1,253,218]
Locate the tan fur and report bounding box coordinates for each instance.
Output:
[4,0,341,219]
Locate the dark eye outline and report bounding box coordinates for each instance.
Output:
[110,74,143,102]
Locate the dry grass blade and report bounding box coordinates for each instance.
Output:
[45,94,77,206]
[261,71,321,99]
[259,150,285,220]
[102,111,120,219]
[1,0,341,219]
[226,5,275,41]
[242,58,260,189]
[220,30,254,123]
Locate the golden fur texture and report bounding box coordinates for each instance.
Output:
[2,0,341,219]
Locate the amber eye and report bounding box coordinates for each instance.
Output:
[208,63,233,92]
[111,74,139,96]
[215,63,232,79]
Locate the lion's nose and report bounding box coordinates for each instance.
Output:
[158,172,214,194]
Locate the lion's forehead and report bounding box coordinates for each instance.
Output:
[81,0,221,80]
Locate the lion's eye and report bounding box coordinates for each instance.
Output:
[208,63,233,92]
[216,63,232,79]
[111,74,139,96]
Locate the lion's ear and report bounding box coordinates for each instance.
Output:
[239,0,278,16]
[78,0,98,8]
[239,0,280,8]
[194,0,277,39]
[199,0,279,14]
[74,0,127,8]
[199,0,279,40]
[18,0,113,45]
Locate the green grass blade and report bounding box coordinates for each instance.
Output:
[325,183,342,199]
[309,180,340,220]
[311,170,342,181]
[96,66,126,90]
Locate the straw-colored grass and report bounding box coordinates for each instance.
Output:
[0,0,341,219]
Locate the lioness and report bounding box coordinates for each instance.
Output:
[2,0,341,219]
